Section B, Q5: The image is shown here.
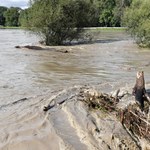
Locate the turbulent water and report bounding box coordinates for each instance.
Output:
[0,29,150,149]
[0,29,150,103]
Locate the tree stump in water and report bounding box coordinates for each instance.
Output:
[118,71,150,144]
[132,71,146,111]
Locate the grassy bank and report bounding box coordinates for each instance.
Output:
[0,26,25,29]
[0,26,126,31]
[85,27,126,32]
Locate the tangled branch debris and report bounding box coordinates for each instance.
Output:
[80,88,150,144]
[118,103,150,142]
[79,89,119,112]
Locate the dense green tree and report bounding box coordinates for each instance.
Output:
[123,0,150,47]
[27,0,98,45]
[113,0,132,26]
[4,7,21,26]
[0,6,7,26]
[19,8,30,27]
[98,0,116,27]
[96,0,132,27]
[1,1,133,29]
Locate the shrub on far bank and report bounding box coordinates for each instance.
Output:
[122,0,150,48]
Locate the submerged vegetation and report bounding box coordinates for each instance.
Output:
[26,0,98,45]
[25,0,132,45]
[0,0,150,47]
[0,0,132,45]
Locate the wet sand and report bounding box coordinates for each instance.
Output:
[1,84,150,150]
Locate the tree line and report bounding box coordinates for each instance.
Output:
[1,0,150,47]
[22,0,133,45]
[0,0,132,28]
[0,6,20,26]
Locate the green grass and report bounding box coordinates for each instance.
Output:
[0,26,126,31]
[0,26,25,29]
[85,27,126,32]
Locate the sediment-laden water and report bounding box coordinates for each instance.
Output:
[0,29,150,149]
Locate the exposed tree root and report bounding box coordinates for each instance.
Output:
[80,89,150,148]
[118,103,150,143]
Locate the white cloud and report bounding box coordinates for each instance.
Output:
[0,0,29,9]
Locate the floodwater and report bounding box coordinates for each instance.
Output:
[0,29,150,149]
[0,29,150,104]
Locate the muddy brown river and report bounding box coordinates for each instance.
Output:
[0,29,150,105]
[0,29,150,149]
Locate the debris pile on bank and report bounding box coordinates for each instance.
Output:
[79,89,119,112]
[42,85,150,149]
[79,88,150,149]
[118,103,150,142]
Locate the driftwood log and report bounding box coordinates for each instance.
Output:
[15,45,44,50]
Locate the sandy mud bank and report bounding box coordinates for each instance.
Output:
[0,84,150,150]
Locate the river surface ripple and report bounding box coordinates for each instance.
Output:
[0,29,150,107]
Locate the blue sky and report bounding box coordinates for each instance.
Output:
[0,0,29,9]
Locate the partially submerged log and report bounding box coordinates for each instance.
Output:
[15,45,45,50]
[132,71,146,111]
[15,45,69,53]
[24,45,44,50]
